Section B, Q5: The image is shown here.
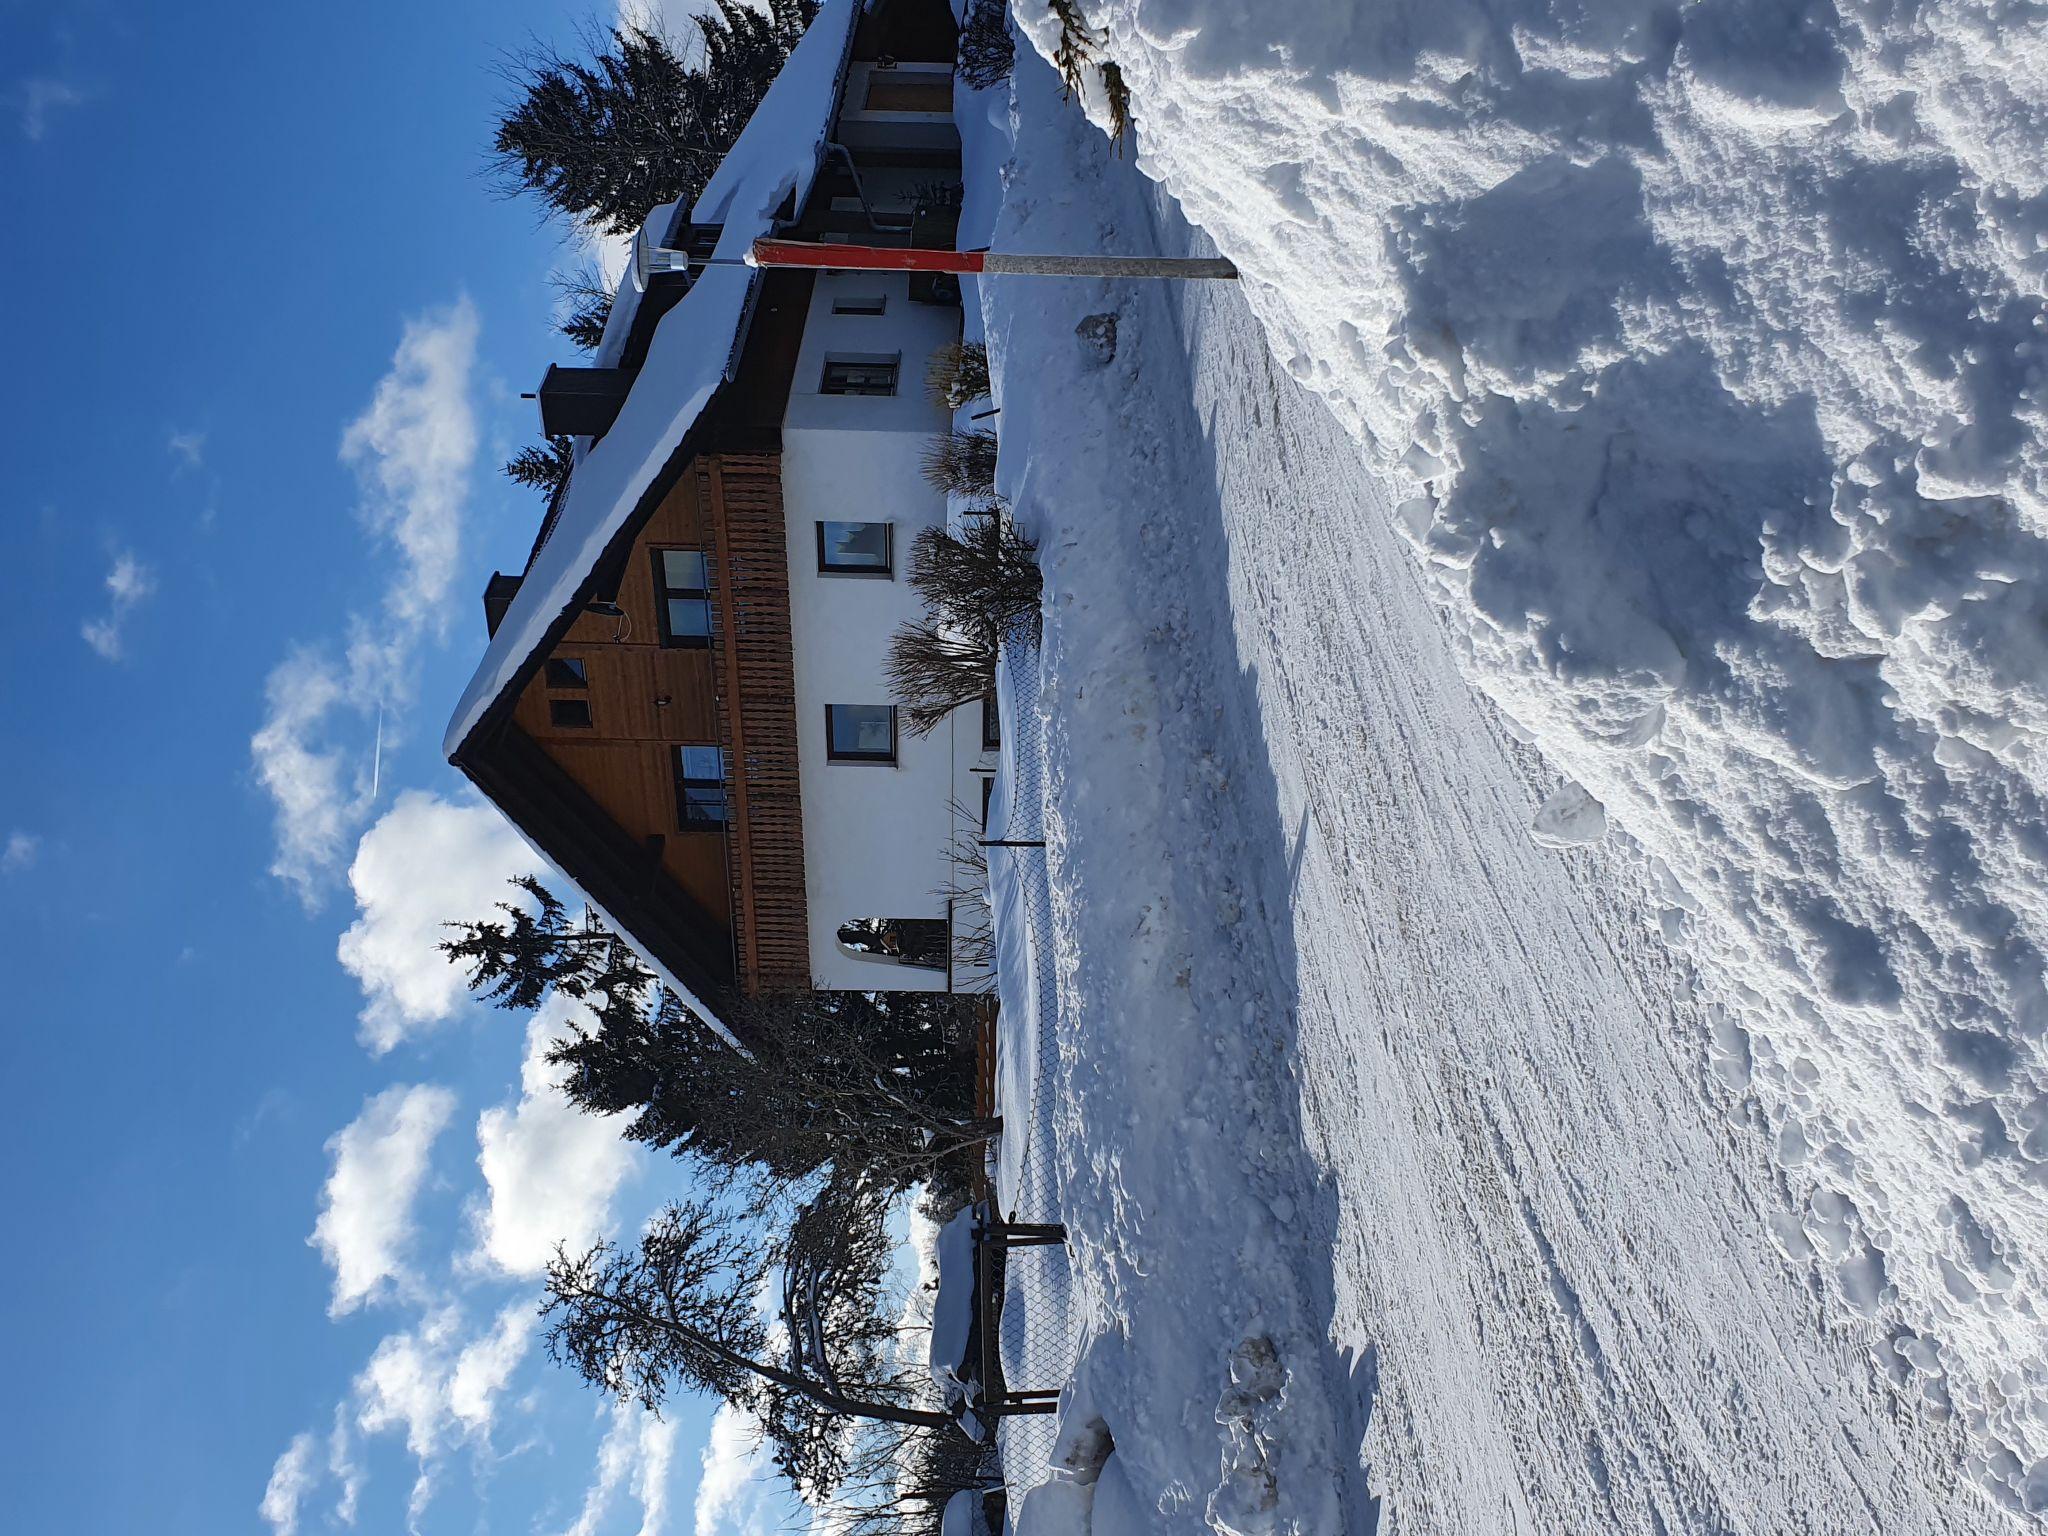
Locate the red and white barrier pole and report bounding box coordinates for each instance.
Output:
[747,238,1238,281]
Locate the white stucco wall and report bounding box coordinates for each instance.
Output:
[781,269,989,989]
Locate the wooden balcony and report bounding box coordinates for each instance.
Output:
[699,453,813,992]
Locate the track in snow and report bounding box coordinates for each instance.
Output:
[984,50,2001,1534]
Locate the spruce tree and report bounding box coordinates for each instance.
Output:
[489,1,820,237]
[503,435,575,499]
[553,264,613,353]
[442,879,987,1187]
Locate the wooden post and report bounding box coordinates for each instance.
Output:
[749,238,1239,281]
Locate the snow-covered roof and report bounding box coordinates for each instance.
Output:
[444,0,866,1042]
[927,1205,978,1405]
[446,0,862,760]
[591,199,679,369]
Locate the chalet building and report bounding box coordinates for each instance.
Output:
[444,0,993,1035]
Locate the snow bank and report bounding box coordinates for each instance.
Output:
[927,1207,977,1407]
[1019,0,2048,1511]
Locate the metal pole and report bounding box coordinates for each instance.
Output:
[748,238,1237,281]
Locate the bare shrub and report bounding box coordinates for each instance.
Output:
[939,802,996,983]
[885,521,1042,736]
[908,518,1042,644]
[926,341,992,410]
[957,0,1015,90]
[921,428,1000,497]
[887,619,993,737]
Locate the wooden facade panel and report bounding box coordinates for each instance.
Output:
[495,453,808,989]
[543,741,731,921]
[508,460,734,957]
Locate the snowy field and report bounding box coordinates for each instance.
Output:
[972,26,2039,1533]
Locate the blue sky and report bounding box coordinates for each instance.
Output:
[0,3,789,1532]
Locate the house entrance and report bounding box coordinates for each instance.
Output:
[836,917,948,971]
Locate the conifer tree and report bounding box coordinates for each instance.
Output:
[503,435,575,499]
[553,263,614,352]
[489,1,820,237]
[545,1199,956,1506]
[441,879,988,1186]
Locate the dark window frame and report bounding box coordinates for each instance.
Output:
[549,697,593,730]
[980,693,1000,752]
[545,656,589,689]
[820,354,900,396]
[831,294,887,316]
[672,745,728,830]
[815,520,894,576]
[825,704,898,765]
[652,547,714,649]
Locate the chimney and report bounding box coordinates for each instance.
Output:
[483,572,522,637]
[538,365,635,439]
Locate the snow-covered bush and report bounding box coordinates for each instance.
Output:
[956,0,1013,91]
[927,342,992,410]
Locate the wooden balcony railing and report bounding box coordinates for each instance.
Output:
[701,453,812,992]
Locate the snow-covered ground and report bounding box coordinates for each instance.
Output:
[973,28,2037,1532]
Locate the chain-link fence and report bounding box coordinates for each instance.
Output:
[985,639,1085,1493]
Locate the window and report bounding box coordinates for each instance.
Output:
[654,548,713,648]
[832,294,887,316]
[549,697,593,730]
[545,657,588,688]
[826,704,897,763]
[673,745,727,829]
[980,775,994,831]
[821,354,899,396]
[816,521,893,574]
[981,693,1000,752]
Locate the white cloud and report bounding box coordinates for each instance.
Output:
[310,1084,457,1315]
[252,649,360,901]
[449,1302,538,1437]
[471,1007,639,1277]
[329,1405,365,1527]
[167,429,205,471]
[80,551,155,661]
[339,298,478,630]
[252,298,479,906]
[259,1431,319,1536]
[2,831,39,874]
[564,1401,677,1536]
[356,1310,460,1529]
[692,1402,778,1536]
[337,791,541,1054]
[353,1302,538,1530]
[13,77,84,141]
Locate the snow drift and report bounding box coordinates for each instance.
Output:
[1018,0,2048,1514]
